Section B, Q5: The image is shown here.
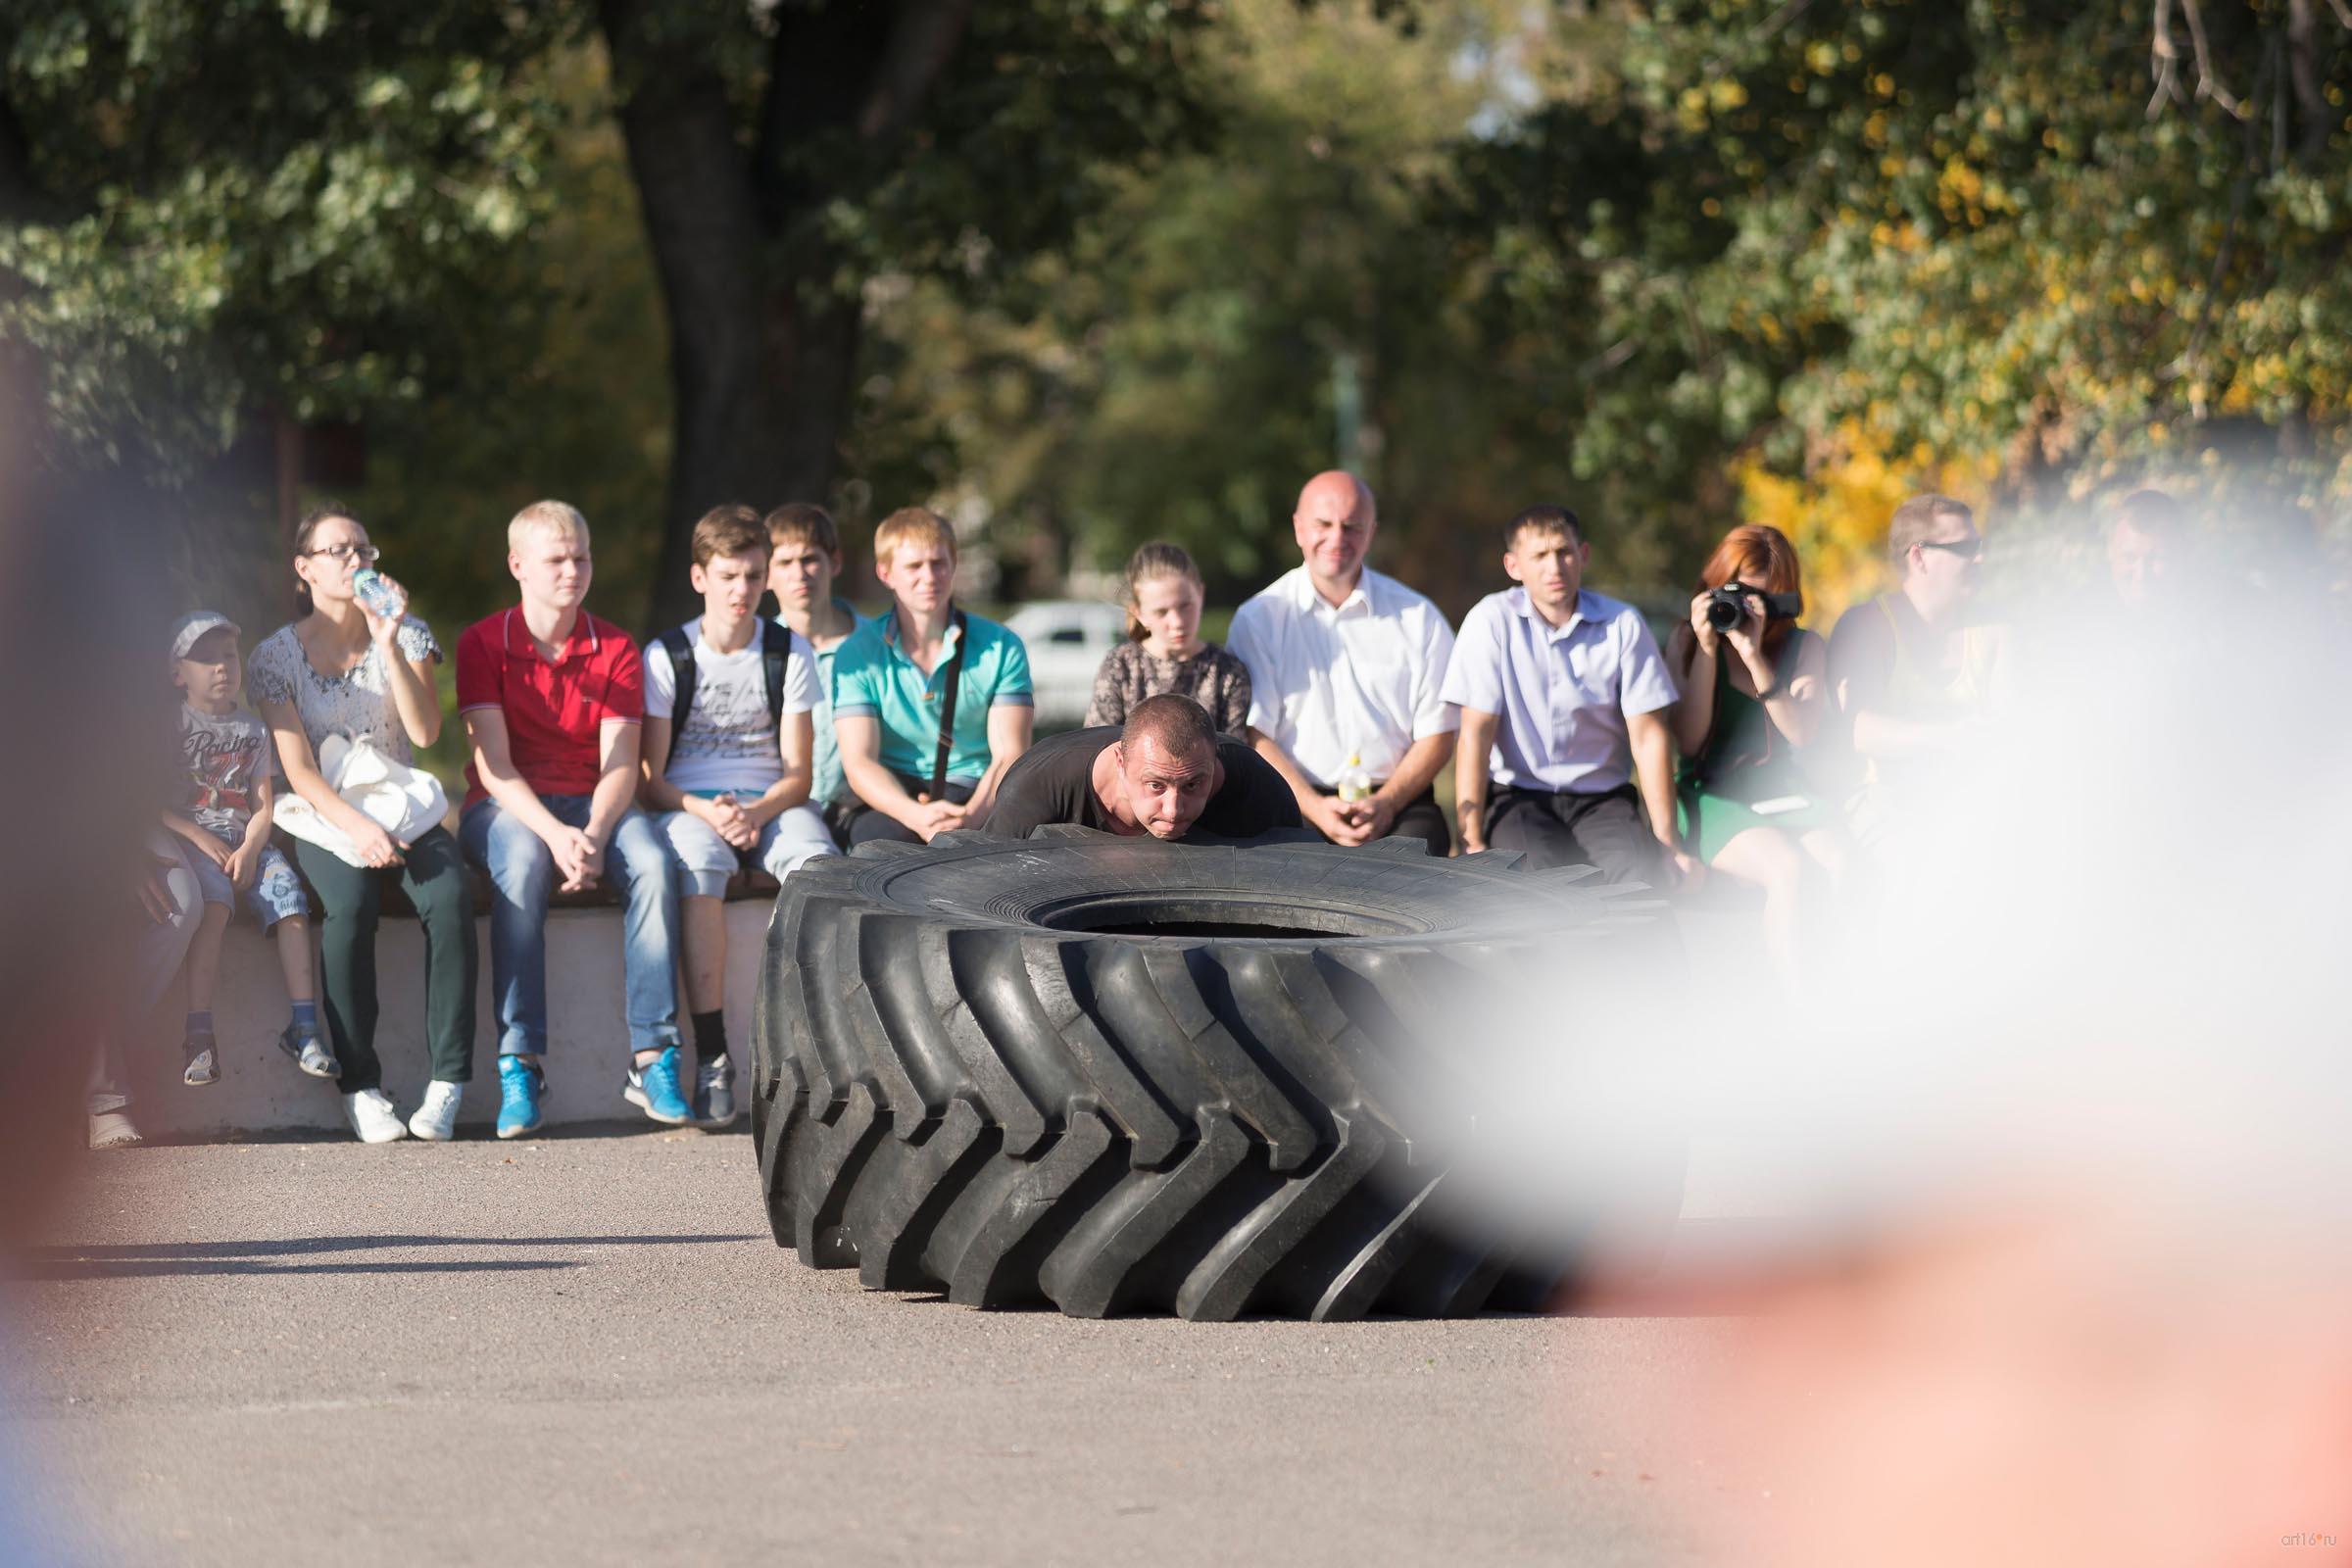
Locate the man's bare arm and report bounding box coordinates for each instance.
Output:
[466,709,572,848]
[740,710,814,825]
[1453,708,1498,853]
[960,703,1035,825]
[1248,726,1363,844]
[1372,731,1453,828]
[836,714,940,836]
[585,719,641,846]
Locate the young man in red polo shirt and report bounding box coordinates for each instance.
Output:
[457,501,687,1138]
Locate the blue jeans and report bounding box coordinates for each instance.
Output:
[461,796,681,1059]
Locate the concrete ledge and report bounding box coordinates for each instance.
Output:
[128,871,1776,1141]
[132,898,781,1138]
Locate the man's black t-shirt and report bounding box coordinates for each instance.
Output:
[983,726,1302,841]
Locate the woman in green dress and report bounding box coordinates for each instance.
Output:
[1666,524,1845,993]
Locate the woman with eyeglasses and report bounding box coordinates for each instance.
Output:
[247,507,476,1142]
[1666,523,1843,994]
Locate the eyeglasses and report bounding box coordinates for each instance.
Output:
[305,543,380,564]
[1916,539,1984,563]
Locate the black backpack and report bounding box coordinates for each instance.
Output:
[654,620,795,771]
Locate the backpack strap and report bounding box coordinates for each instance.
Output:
[759,619,794,736]
[656,626,696,772]
[927,610,969,802]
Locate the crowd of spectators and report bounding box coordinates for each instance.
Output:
[104,467,2160,1148]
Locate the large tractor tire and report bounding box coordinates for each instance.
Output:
[750,830,1681,1321]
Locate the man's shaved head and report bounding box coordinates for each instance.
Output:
[1121,693,1217,760]
[1296,469,1375,524]
[1292,470,1377,598]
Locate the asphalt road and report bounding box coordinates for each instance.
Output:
[4,1130,1757,1566]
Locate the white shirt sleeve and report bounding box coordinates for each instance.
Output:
[783,631,820,714]
[1226,596,1282,736]
[1438,597,1504,714]
[1617,611,1679,715]
[643,640,675,720]
[1410,603,1460,739]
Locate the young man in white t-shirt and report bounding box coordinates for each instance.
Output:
[641,505,836,1124]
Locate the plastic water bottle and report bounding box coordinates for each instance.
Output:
[352,566,405,621]
[1335,753,1372,804]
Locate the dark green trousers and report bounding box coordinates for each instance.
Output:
[290,825,477,1093]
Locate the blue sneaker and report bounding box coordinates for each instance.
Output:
[623,1045,692,1126]
[496,1054,544,1140]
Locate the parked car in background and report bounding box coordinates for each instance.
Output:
[1005,599,1130,731]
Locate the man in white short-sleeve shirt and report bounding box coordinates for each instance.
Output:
[641,506,839,1126]
[1442,504,1693,885]
[1227,469,1458,856]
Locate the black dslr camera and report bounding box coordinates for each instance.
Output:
[1704,585,1803,632]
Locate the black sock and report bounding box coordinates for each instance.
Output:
[691,1009,727,1063]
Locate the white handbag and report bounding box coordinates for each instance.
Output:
[275,734,451,866]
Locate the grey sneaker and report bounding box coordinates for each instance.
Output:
[181,1040,219,1087]
[694,1054,737,1127]
[278,1024,341,1080]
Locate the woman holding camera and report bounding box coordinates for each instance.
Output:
[1666,523,1842,992]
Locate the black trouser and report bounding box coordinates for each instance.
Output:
[842,774,978,847]
[1313,785,1450,858]
[1486,783,1661,883]
[289,827,478,1093]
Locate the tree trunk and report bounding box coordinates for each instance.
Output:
[599,3,785,630]
[0,93,60,226]
[599,0,973,633]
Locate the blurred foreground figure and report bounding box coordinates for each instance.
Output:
[88,836,206,1148]
[0,386,174,1233]
[1448,514,2351,1566]
[1671,1204,2352,1568]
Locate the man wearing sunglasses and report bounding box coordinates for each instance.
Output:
[1828,492,2001,852]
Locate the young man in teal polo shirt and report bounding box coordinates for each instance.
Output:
[832,507,1035,845]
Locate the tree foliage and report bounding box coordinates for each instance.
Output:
[1,1,565,476]
[852,0,1713,613]
[597,0,1217,626]
[5,0,2345,634]
[1461,0,2352,605]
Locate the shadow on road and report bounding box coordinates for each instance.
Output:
[16,1257,584,1280]
[12,1232,765,1282]
[115,1122,756,1147]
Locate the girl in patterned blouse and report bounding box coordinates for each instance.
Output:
[1084,542,1252,737]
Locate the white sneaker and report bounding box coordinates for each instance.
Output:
[344,1088,411,1144]
[408,1080,464,1142]
[88,1109,143,1150]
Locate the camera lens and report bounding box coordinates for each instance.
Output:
[1706,596,1741,631]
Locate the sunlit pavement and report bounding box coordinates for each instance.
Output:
[4,1131,1770,1566]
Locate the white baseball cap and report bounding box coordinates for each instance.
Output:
[169,610,241,663]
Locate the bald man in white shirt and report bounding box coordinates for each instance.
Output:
[1227,471,1458,855]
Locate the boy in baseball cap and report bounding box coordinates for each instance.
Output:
[165,611,335,1089]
